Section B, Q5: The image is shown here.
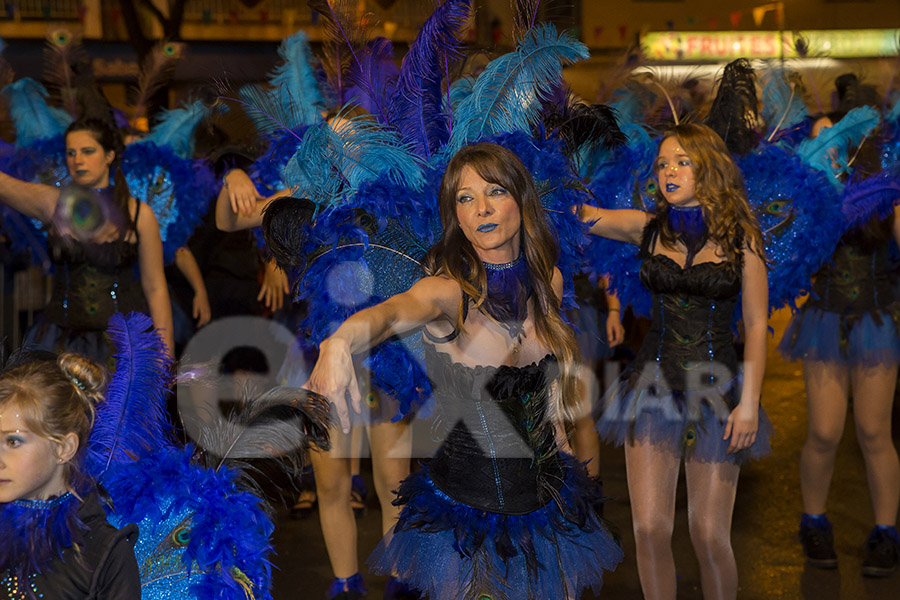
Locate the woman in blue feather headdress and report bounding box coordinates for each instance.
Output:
[0,351,140,598]
[0,117,174,363]
[779,101,900,576]
[305,142,622,600]
[580,123,771,600]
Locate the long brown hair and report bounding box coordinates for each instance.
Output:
[64,117,134,232]
[654,123,766,265]
[0,353,107,494]
[424,143,581,416]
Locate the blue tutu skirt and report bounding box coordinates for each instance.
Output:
[597,370,773,464]
[368,457,623,600]
[777,304,900,366]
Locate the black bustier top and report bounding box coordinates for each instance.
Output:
[424,344,564,515]
[808,237,894,316]
[633,219,742,391]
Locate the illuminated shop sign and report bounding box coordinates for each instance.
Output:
[643,29,900,60]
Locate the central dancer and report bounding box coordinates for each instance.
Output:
[305,142,622,600]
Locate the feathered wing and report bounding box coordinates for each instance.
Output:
[86,312,174,478]
[445,23,589,154]
[705,58,759,155]
[796,105,880,184]
[0,78,73,146]
[388,0,471,158]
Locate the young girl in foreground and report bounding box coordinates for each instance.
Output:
[0,352,140,599]
[581,123,772,600]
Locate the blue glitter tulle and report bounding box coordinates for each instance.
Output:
[778,305,900,366]
[597,372,773,464]
[483,253,532,339]
[368,457,622,600]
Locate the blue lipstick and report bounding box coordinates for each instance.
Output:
[477,223,498,233]
[666,183,679,193]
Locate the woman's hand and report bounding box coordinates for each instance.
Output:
[723,401,758,454]
[258,260,290,311]
[223,169,265,216]
[303,338,361,434]
[192,289,211,327]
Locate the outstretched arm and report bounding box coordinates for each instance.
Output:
[304,276,461,432]
[577,205,649,244]
[0,171,59,223]
[725,244,768,453]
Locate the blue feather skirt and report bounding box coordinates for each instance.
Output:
[22,320,115,369]
[368,457,622,600]
[597,371,773,464]
[778,304,900,366]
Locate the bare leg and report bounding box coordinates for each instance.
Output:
[571,414,601,478]
[309,442,357,578]
[368,419,412,534]
[685,459,741,600]
[800,361,850,514]
[624,441,681,600]
[851,363,900,525]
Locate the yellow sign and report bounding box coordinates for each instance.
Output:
[643,29,899,61]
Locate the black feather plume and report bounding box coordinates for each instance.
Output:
[541,87,627,159]
[705,58,759,155]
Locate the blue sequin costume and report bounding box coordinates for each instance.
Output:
[778,222,900,365]
[369,336,622,600]
[597,217,773,463]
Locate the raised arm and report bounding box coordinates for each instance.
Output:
[725,243,768,453]
[305,275,462,432]
[214,169,284,232]
[578,205,650,245]
[136,201,175,357]
[0,170,59,223]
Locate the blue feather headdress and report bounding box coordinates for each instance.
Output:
[797,105,880,185]
[0,77,72,146]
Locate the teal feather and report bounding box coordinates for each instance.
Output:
[445,24,589,154]
[269,31,329,127]
[1,78,72,146]
[886,95,900,124]
[282,112,426,211]
[761,67,808,136]
[135,100,211,159]
[796,105,879,185]
[445,75,474,116]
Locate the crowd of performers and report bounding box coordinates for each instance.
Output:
[1,2,900,599]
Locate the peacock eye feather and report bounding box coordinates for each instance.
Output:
[171,523,192,547]
[682,426,697,447]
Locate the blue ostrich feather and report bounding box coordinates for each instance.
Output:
[841,174,900,231]
[342,37,398,121]
[445,75,474,118]
[282,113,426,211]
[134,100,210,159]
[123,142,215,264]
[247,125,315,195]
[738,143,844,312]
[1,78,72,146]
[445,24,589,155]
[760,67,808,142]
[270,31,330,126]
[86,312,175,478]
[102,446,274,600]
[796,105,879,186]
[387,0,470,159]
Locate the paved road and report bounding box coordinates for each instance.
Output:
[270,308,900,599]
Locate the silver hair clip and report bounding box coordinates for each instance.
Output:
[70,376,85,390]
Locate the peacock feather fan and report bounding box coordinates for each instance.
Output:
[387,0,471,160]
[86,312,175,478]
[0,78,73,146]
[444,23,589,155]
[796,105,880,186]
[42,27,82,117]
[128,41,183,128]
